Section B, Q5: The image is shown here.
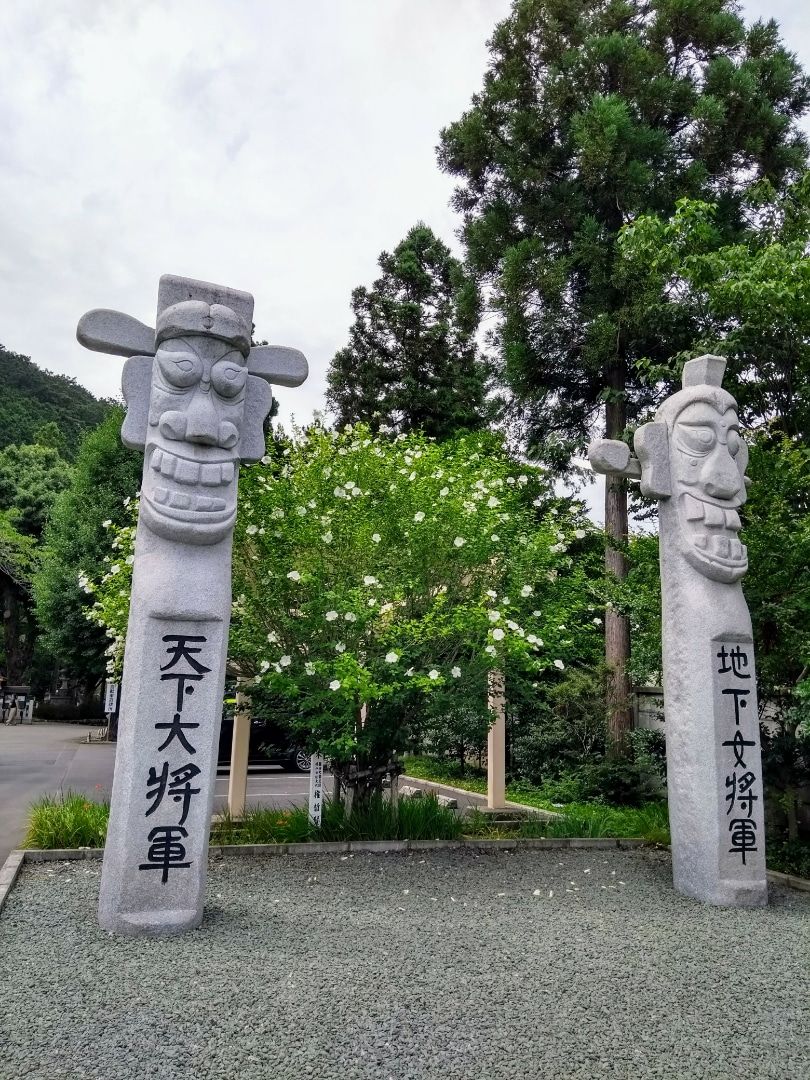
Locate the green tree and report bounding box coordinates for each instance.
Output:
[88,424,604,804]
[0,345,110,457]
[0,442,72,538]
[438,0,809,750]
[0,512,39,684]
[327,223,491,439]
[33,408,142,688]
[618,175,810,439]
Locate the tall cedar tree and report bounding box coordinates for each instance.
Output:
[438,0,809,750]
[327,223,490,440]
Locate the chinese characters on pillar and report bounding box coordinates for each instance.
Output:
[138,634,210,883]
[308,754,324,827]
[716,642,761,866]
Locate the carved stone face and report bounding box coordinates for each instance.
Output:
[670,399,749,583]
[141,336,248,544]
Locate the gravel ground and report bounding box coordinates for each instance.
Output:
[1,848,808,1080]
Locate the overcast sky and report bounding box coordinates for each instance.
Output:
[0,0,807,437]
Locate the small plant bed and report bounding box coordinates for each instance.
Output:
[23,791,463,850]
[403,754,672,844]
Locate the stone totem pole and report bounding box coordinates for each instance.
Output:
[589,355,767,907]
[77,274,308,935]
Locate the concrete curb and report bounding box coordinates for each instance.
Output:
[400,774,560,819]
[3,841,807,915]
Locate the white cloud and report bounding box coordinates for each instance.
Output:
[0,0,803,441]
[0,0,511,427]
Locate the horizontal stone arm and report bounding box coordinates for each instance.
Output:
[247,345,308,387]
[77,309,156,357]
[587,439,641,480]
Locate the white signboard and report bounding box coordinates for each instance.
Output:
[308,754,325,827]
[104,681,119,715]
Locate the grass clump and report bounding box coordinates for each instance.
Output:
[24,792,109,849]
[211,792,462,845]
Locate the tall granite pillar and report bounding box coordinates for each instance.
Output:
[77,274,308,935]
[589,355,767,907]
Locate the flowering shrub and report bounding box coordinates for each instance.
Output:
[85,423,604,798]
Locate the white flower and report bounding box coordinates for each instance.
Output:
[574,528,587,539]
[102,519,112,528]
[491,534,500,542]
[287,570,301,582]
[485,645,497,656]
[371,533,381,543]
[259,660,270,673]
[270,508,285,520]
[344,612,357,622]
[492,628,505,641]
[453,537,466,548]
[451,666,461,678]
[367,598,377,607]
[325,610,338,622]
[125,554,135,565]
[486,590,497,599]
[322,531,333,544]
[279,655,292,667]
[593,617,603,626]
[267,632,278,643]
[439,487,449,497]
[414,511,425,523]
[305,662,315,675]
[296,506,307,516]
[323,466,332,479]
[261,454,272,465]
[506,476,516,485]
[532,496,543,508]
[428,669,439,680]
[110,564,120,575]
[334,486,346,498]
[488,610,501,622]
[507,620,519,631]
[246,524,258,536]
[554,659,565,670]
[385,652,399,664]
[329,679,341,691]
[527,634,540,646]
[521,585,533,597]
[335,642,346,653]
[487,496,500,508]
[558,624,567,631]
[518,474,528,485]
[405,667,415,676]
[363,575,378,586]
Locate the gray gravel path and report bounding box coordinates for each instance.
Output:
[1,848,808,1080]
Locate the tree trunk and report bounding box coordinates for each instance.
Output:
[604,363,633,756]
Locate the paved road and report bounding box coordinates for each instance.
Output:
[0,722,316,863]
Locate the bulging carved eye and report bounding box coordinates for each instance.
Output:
[211,359,247,399]
[727,429,741,457]
[156,349,203,389]
[678,424,716,456]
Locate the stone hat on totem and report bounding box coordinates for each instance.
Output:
[155,274,253,358]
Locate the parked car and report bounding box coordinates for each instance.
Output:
[217,713,312,773]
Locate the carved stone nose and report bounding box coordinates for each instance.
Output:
[159,411,188,441]
[218,421,239,449]
[703,455,741,499]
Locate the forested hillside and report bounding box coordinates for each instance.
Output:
[0,344,111,457]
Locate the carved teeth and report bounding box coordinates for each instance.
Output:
[683,494,704,521]
[154,487,169,504]
[169,492,191,510]
[703,503,725,527]
[175,459,200,485]
[729,539,743,559]
[714,535,730,557]
[221,462,235,484]
[201,464,223,487]
[160,455,176,478]
[724,508,741,531]
[694,535,708,549]
[195,496,227,512]
[151,449,163,472]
